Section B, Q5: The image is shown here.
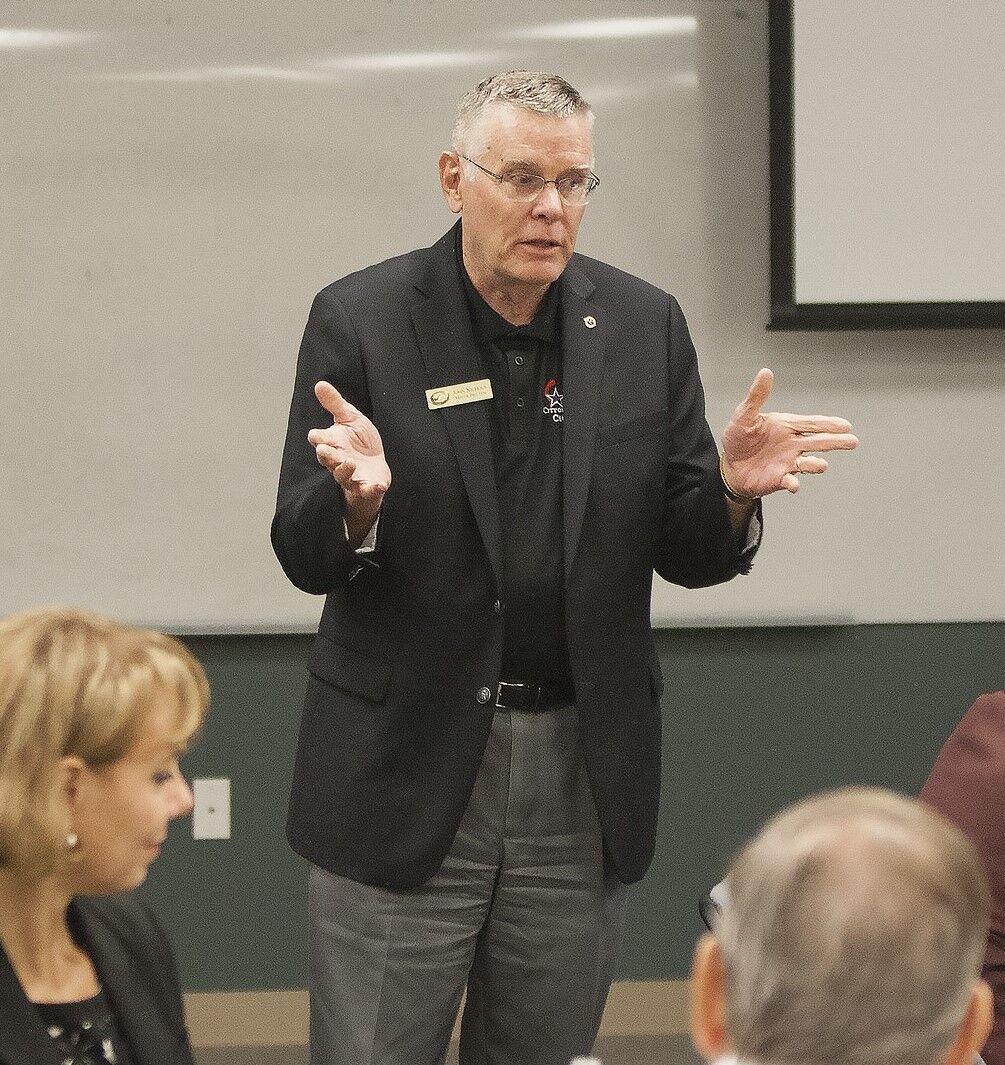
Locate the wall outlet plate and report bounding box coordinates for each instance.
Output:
[192,777,231,840]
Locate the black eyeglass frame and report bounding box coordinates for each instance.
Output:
[459,154,601,204]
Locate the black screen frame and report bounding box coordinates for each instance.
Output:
[768,0,1004,331]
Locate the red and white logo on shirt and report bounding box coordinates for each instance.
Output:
[543,378,564,423]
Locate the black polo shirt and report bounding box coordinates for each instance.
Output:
[456,239,574,699]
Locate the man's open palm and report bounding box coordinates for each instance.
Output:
[308,381,391,508]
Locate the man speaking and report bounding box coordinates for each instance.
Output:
[272,71,857,1065]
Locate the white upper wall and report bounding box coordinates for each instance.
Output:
[1,0,1001,630]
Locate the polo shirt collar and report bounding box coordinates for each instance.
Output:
[454,223,560,347]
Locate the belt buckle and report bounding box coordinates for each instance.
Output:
[495,681,520,708]
[496,681,540,710]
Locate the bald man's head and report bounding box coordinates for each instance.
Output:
[692,788,992,1065]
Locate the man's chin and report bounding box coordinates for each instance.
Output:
[510,258,568,287]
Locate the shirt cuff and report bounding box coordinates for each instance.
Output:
[343,513,380,553]
[742,510,761,555]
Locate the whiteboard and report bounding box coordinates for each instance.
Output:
[2,1,1002,631]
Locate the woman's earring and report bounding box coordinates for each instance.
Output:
[65,832,79,850]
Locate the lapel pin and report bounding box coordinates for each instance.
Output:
[583,315,597,328]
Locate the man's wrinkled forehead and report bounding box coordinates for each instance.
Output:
[466,101,594,165]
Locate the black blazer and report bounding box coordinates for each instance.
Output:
[273,223,758,890]
[0,894,194,1065]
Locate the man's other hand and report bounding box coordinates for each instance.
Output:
[308,381,391,537]
[721,368,858,497]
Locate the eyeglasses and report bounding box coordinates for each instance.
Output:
[460,155,600,205]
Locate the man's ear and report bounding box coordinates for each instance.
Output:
[941,979,994,1065]
[439,151,463,214]
[691,933,732,1062]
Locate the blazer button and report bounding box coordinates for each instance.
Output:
[476,686,493,704]
[493,599,502,614]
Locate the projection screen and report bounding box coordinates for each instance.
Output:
[769,0,1004,329]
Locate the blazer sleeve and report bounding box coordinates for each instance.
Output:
[652,295,761,588]
[271,287,376,595]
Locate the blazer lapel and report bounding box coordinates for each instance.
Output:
[0,946,63,1065]
[71,901,176,1065]
[410,226,502,586]
[560,258,605,582]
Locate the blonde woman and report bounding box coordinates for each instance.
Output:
[0,608,208,1065]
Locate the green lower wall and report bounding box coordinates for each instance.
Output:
[141,622,1003,991]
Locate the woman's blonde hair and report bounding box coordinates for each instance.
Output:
[0,607,209,874]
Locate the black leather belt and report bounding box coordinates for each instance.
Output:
[494,681,571,712]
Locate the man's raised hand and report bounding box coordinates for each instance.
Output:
[308,382,391,521]
[720,368,858,498]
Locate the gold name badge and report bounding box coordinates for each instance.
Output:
[425,378,494,410]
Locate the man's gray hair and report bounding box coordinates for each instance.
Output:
[718,787,988,1065]
[452,70,593,155]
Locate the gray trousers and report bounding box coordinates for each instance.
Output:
[307,706,628,1065]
